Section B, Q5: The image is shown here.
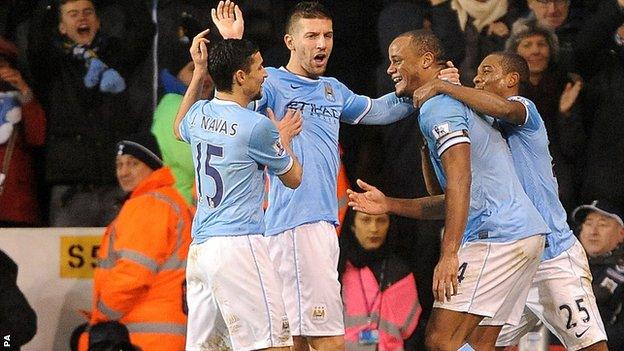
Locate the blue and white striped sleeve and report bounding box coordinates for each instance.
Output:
[420,97,470,157]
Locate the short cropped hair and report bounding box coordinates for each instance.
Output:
[285,1,333,34]
[491,51,530,83]
[397,29,445,61]
[490,51,531,94]
[209,39,259,93]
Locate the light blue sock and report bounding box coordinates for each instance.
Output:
[458,343,476,351]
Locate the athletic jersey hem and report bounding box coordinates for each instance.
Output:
[191,232,264,245]
[542,235,576,262]
[465,229,546,243]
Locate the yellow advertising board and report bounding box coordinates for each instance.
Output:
[59,235,102,278]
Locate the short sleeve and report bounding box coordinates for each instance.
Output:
[420,96,471,157]
[248,117,293,175]
[506,96,542,133]
[179,101,204,144]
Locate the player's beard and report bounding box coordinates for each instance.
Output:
[252,90,263,101]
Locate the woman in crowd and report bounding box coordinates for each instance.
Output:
[339,209,421,351]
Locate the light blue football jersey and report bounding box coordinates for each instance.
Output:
[495,96,576,260]
[253,67,413,236]
[179,98,293,244]
[419,94,549,243]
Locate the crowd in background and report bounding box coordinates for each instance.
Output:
[0,0,622,349]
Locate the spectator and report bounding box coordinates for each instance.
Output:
[573,200,624,350]
[429,0,521,85]
[27,0,155,226]
[339,209,421,351]
[506,18,584,214]
[523,0,581,72]
[0,36,45,227]
[78,132,192,351]
[0,249,37,351]
[152,12,214,206]
[574,0,624,206]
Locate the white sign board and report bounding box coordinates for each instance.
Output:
[0,227,104,351]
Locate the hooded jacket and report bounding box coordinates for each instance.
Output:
[83,167,193,351]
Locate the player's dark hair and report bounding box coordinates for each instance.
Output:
[209,39,260,93]
[491,51,531,94]
[285,1,333,34]
[397,29,445,61]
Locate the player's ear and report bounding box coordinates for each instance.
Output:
[284,34,295,51]
[234,69,246,86]
[507,72,520,88]
[422,52,434,69]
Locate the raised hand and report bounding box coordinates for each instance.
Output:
[487,21,510,38]
[267,108,302,147]
[347,179,389,215]
[0,66,31,96]
[438,61,460,85]
[190,28,210,74]
[211,0,244,39]
[559,79,582,116]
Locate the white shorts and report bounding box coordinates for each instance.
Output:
[496,239,607,350]
[434,234,545,326]
[185,235,293,351]
[267,221,345,336]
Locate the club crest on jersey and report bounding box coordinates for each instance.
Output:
[273,138,285,157]
[324,83,336,102]
[432,122,450,139]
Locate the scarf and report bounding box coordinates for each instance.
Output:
[444,0,509,32]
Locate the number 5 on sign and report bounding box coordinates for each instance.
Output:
[59,235,102,278]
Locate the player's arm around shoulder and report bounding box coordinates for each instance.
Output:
[435,81,527,125]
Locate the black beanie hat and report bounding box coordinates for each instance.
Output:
[116,132,163,170]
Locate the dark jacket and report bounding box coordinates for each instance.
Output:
[0,250,37,350]
[574,0,624,205]
[588,247,624,350]
[27,0,154,185]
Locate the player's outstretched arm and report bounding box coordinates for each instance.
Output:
[348,179,445,219]
[344,62,460,126]
[211,0,244,39]
[416,79,527,125]
[268,108,303,189]
[434,143,470,303]
[174,29,210,140]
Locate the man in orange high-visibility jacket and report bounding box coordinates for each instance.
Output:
[79,132,192,351]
